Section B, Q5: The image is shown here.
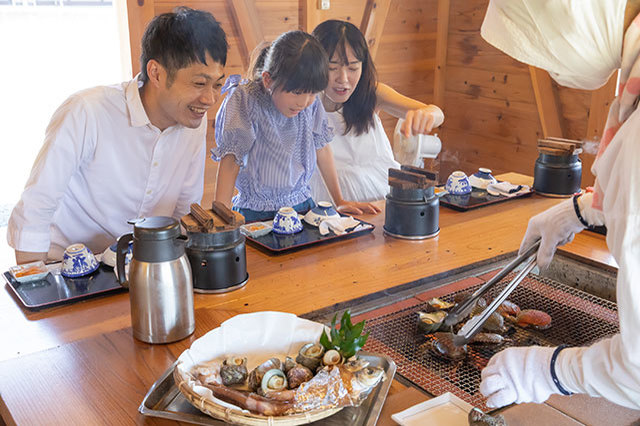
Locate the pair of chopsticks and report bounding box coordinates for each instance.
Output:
[442,240,540,346]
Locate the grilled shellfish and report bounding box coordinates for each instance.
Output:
[220,356,248,386]
[428,332,467,361]
[286,364,314,388]
[417,310,447,334]
[514,309,552,330]
[296,342,325,371]
[283,356,296,373]
[322,349,343,366]
[248,357,282,391]
[258,368,288,396]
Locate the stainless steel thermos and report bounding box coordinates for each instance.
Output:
[116,216,194,344]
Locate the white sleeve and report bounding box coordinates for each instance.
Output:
[7,95,95,253]
[555,124,640,409]
[172,119,206,219]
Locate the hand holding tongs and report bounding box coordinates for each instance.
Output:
[442,240,541,347]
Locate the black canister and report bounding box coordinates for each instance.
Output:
[185,228,248,293]
[533,153,582,197]
[384,186,440,239]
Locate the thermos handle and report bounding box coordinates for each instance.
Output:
[176,234,189,250]
[116,233,134,288]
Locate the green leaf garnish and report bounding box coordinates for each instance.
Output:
[319,310,369,359]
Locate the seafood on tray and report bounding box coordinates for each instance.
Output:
[178,311,385,418]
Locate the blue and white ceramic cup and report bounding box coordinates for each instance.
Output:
[469,167,497,189]
[445,171,472,195]
[303,201,340,226]
[61,243,100,277]
[273,207,304,234]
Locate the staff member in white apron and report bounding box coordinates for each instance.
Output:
[479,0,640,410]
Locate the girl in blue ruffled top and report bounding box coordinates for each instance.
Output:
[212,30,379,222]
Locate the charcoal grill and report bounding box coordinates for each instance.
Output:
[361,272,619,412]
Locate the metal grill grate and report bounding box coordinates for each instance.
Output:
[362,272,619,412]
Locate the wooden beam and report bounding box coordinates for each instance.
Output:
[360,0,392,61]
[529,65,564,138]
[300,0,320,33]
[586,71,618,140]
[227,0,264,69]
[126,0,155,76]
[433,0,450,108]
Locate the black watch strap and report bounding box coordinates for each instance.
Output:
[572,194,591,228]
[550,345,574,395]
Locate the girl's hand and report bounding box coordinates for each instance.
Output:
[401,106,444,138]
[336,200,381,215]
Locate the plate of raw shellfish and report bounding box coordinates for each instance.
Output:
[173,311,388,425]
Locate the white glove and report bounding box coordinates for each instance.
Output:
[518,198,585,269]
[480,346,560,408]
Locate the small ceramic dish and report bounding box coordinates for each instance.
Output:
[391,392,473,426]
[469,167,497,189]
[9,261,49,283]
[61,243,100,278]
[303,201,340,226]
[240,222,273,238]
[272,207,304,234]
[445,171,472,195]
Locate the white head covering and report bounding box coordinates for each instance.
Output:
[481,0,626,90]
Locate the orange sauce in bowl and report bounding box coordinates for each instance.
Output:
[14,265,47,277]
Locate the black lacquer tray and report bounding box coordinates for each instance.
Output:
[437,186,533,211]
[245,216,375,254]
[3,264,125,310]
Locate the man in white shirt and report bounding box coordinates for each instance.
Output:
[8,7,228,263]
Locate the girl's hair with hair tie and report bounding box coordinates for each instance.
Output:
[312,20,377,135]
[247,31,329,94]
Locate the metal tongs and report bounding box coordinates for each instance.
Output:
[443,240,541,347]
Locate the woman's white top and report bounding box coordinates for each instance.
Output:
[309,110,399,203]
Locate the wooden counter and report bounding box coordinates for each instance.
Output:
[0,174,615,425]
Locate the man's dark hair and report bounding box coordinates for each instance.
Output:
[249,30,328,94]
[312,20,377,136]
[140,7,228,84]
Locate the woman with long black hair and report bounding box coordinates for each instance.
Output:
[309,20,444,203]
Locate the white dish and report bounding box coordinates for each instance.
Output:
[240,222,273,238]
[9,261,49,283]
[391,392,473,426]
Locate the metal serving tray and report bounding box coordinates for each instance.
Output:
[139,352,396,425]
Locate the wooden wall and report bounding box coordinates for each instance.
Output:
[126,0,615,189]
[439,0,616,186]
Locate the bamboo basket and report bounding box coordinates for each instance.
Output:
[173,366,342,425]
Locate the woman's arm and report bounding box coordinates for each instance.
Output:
[214,155,241,209]
[376,83,444,137]
[316,145,380,215]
